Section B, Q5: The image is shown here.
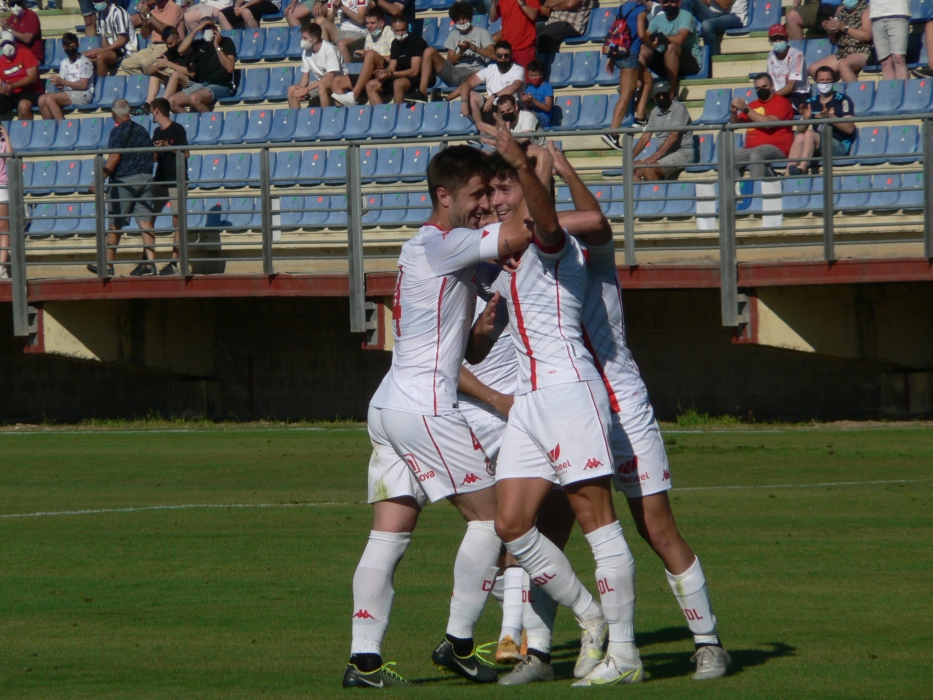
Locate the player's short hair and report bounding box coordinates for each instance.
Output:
[526,59,545,75]
[814,65,835,80]
[151,97,171,117]
[496,93,517,109]
[62,32,79,46]
[485,142,533,184]
[365,5,385,20]
[448,0,473,21]
[754,72,774,86]
[426,145,489,206]
[495,40,512,54]
[303,23,323,40]
[111,98,131,118]
[160,27,179,42]
[391,14,408,27]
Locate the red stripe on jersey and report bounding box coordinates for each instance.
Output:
[534,230,566,254]
[422,416,458,495]
[433,277,448,416]
[554,260,582,381]
[510,270,537,390]
[582,325,621,414]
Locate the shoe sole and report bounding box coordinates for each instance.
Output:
[572,666,644,687]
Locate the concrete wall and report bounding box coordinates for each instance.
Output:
[0,290,895,423]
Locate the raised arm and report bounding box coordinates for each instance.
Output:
[549,142,612,246]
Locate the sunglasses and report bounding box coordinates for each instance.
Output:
[495,53,511,59]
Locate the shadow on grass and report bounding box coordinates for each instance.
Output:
[642,641,796,682]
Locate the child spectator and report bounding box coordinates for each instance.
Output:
[38,33,95,120]
[520,59,553,127]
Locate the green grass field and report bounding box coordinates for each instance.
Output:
[1,425,931,699]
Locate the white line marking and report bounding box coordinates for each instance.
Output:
[678,477,933,492]
[0,427,367,436]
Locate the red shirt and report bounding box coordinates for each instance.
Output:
[497,0,539,52]
[9,8,43,65]
[0,46,43,95]
[736,94,794,155]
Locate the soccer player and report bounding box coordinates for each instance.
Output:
[343,145,543,689]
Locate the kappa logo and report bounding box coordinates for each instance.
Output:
[352,609,376,619]
[547,444,561,463]
[584,458,603,470]
[662,469,671,481]
[461,473,481,485]
[618,456,639,475]
[403,453,421,474]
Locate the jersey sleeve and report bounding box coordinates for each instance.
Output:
[423,225,501,276]
[533,228,572,262]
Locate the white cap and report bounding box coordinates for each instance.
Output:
[0,30,14,46]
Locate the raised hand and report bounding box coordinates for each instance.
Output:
[478,114,529,170]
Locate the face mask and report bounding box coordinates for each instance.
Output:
[528,76,543,87]
[655,95,672,110]
[455,21,470,32]
[165,46,178,60]
[756,87,771,101]
[662,5,677,18]
[10,5,23,16]
[500,111,516,123]
[771,41,787,53]
[817,82,833,95]
[496,60,512,73]
[1,44,14,58]
[300,39,314,50]
[843,0,858,8]
[93,2,108,11]
[64,47,79,58]
[394,32,408,41]
[369,26,382,37]
[202,29,215,42]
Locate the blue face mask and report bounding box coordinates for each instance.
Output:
[843,0,858,8]
[93,1,108,11]
[772,41,788,54]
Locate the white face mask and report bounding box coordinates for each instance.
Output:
[394,32,408,41]
[202,28,215,42]
[300,39,314,50]
[455,21,470,32]
[816,82,833,95]
[10,5,23,16]
[1,44,14,58]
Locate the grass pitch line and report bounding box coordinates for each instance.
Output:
[678,477,933,492]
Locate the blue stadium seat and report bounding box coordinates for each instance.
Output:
[325,193,348,227]
[174,113,200,144]
[242,108,274,143]
[782,175,816,213]
[20,161,32,191]
[225,152,257,188]
[732,84,756,104]
[270,108,299,141]
[78,36,100,53]
[237,29,266,62]
[92,75,126,108]
[279,194,306,228]
[263,25,291,59]
[691,45,711,79]
[686,133,716,172]
[76,116,107,150]
[285,25,303,58]
[73,202,97,237]
[228,196,261,229]
[378,191,408,225]
[271,149,301,185]
[373,146,405,182]
[592,184,622,218]
[297,149,326,183]
[324,149,347,182]
[405,192,432,225]
[845,81,876,115]
[293,107,323,140]
[186,154,203,188]
[555,185,573,212]
[199,154,227,189]
[910,0,933,21]
[567,51,600,87]
[421,17,440,48]
[433,18,455,50]
[400,145,432,182]
[564,12,593,44]
[577,93,614,128]
[804,37,835,66]
[344,105,373,138]
[201,197,230,230]
[192,112,224,145]
[836,174,871,212]
[50,118,81,151]
[897,172,925,210]
[239,67,270,101]
[219,110,249,143]
[696,88,733,124]
[40,38,60,71]
[852,125,888,165]
[665,182,696,216]
[369,103,398,137]
[30,161,57,196]
[888,124,920,164]
[395,102,424,136]
[871,80,905,115]
[551,95,581,129]
[582,7,616,43]
[728,0,779,34]
[420,101,450,136]
[27,202,56,237]
[593,53,620,87]
[634,182,666,217]
[318,106,347,139]
[131,114,152,132]
[304,193,333,227]
[7,120,31,151]
[489,17,502,34]
[49,202,82,237]
[897,78,933,114]
[446,101,474,134]
[360,146,378,181]
[362,193,382,226]
[55,158,91,193]
[869,173,903,210]
[30,120,58,151]
[473,16,489,30]
[220,29,243,55]
[124,74,149,106]
[266,65,295,100]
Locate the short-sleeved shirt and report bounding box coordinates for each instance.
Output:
[645,98,693,154]
[805,91,856,147]
[108,119,154,179]
[152,121,188,183]
[189,37,237,88]
[0,47,42,95]
[390,34,428,72]
[148,0,185,43]
[767,47,810,96]
[476,61,525,94]
[333,0,364,32]
[59,55,95,94]
[546,0,595,36]
[525,80,553,120]
[648,9,702,64]
[736,94,794,155]
[497,0,539,52]
[301,40,346,80]
[617,1,646,56]
[97,4,138,55]
[9,8,42,64]
[443,24,493,69]
[364,27,394,57]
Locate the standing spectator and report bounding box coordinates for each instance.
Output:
[184,0,234,32]
[686,0,747,56]
[77,0,99,38]
[766,23,810,111]
[144,28,188,106]
[536,0,596,54]
[809,0,871,83]
[630,80,695,180]
[332,7,393,106]
[167,19,237,113]
[416,1,494,102]
[458,39,524,126]
[490,0,538,68]
[310,0,367,58]
[521,58,553,127]
[870,0,909,81]
[0,125,9,280]
[38,33,95,120]
[787,66,856,175]
[785,0,838,41]
[0,0,43,66]
[0,30,42,120]
[642,0,701,93]
[85,0,138,77]
[121,0,186,75]
[916,20,933,77]
[222,0,284,29]
[365,15,427,104]
[87,99,157,278]
[287,22,353,107]
[729,73,794,180]
[603,0,653,149]
[496,93,542,142]
[150,97,188,276]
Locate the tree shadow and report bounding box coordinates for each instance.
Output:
[641,641,797,682]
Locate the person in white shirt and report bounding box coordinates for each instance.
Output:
[84,0,138,76]
[765,22,810,111]
[314,0,367,62]
[870,0,909,80]
[332,5,392,106]
[459,40,525,127]
[183,0,234,32]
[287,22,353,107]
[38,32,95,120]
[683,0,747,55]
[495,93,543,144]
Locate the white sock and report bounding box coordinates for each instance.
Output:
[585,521,638,661]
[490,573,505,607]
[504,527,594,619]
[523,582,558,654]
[350,531,412,655]
[446,520,502,640]
[666,557,720,646]
[499,567,525,642]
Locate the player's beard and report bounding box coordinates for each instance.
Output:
[450,201,487,230]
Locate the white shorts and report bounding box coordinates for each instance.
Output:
[609,402,672,498]
[64,89,93,106]
[0,187,8,203]
[460,404,507,467]
[368,405,494,504]
[497,380,613,487]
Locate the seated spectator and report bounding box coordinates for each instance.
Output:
[0,0,43,66]
[521,58,553,127]
[184,0,234,32]
[222,0,283,29]
[308,0,367,58]
[787,66,856,175]
[808,0,870,83]
[683,0,746,56]
[785,0,838,42]
[458,40,524,126]
[766,23,810,111]
[870,0,909,81]
[489,0,539,68]
[167,19,237,113]
[373,0,416,32]
[76,0,99,39]
[631,80,695,180]
[536,0,596,55]
[0,30,42,119]
[332,6,393,106]
[917,20,933,77]
[122,0,186,75]
[287,22,353,107]
[87,99,157,278]
[365,15,427,104]
[38,33,95,120]
[495,93,543,143]
[150,96,188,276]
[144,28,188,106]
[604,0,653,148]
[416,1,494,102]
[84,0,138,76]
[641,0,701,93]
[729,73,794,180]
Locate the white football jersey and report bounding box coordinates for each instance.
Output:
[581,241,649,412]
[504,232,600,395]
[370,223,501,416]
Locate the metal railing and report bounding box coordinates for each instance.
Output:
[3,111,933,338]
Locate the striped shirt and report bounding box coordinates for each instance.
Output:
[97,4,137,56]
[545,0,596,36]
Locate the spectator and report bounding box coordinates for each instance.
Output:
[870,0,909,81]
[373,0,416,31]
[641,0,701,93]
[603,0,653,149]
[332,6,393,106]
[87,99,157,278]
[77,0,99,38]
[729,73,794,180]
[122,0,186,75]
[308,0,367,57]
[150,97,188,276]
[685,0,747,56]
[496,93,543,143]
[416,1,494,102]
[85,0,138,77]
[458,39,524,126]
[0,125,9,280]
[631,80,695,180]
[184,0,234,32]
[144,28,188,106]
[167,19,237,113]
[222,0,283,29]
[38,33,95,120]
[536,0,596,54]
[0,0,43,66]
[365,15,427,104]
[809,0,871,83]
[917,20,933,77]
[785,0,838,42]
[489,0,539,68]
[287,22,353,107]
[0,30,42,120]
[521,58,553,127]
[787,66,856,175]
[765,24,810,111]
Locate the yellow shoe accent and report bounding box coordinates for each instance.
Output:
[495,635,523,665]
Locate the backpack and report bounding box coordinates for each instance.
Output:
[602,4,635,60]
